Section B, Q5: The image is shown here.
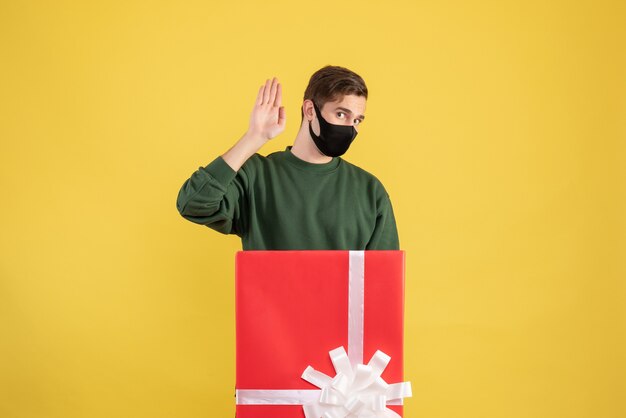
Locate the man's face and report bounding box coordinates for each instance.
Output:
[306,94,367,134]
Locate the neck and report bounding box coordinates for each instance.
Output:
[290,120,332,164]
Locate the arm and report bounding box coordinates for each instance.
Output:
[176,77,287,236]
[365,194,400,250]
[176,154,249,236]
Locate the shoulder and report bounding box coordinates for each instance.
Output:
[244,149,288,165]
[237,149,288,180]
[238,151,274,172]
[339,158,389,195]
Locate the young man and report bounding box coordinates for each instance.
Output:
[176,65,399,250]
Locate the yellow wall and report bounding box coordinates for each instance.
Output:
[1,1,624,417]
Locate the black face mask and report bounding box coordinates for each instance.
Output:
[308,102,358,157]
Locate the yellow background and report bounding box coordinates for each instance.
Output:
[1,1,625,417]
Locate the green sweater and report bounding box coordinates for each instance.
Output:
[176,146,399,250]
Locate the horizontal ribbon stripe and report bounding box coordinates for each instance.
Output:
[236,389,321,405]
[236,389,405,406]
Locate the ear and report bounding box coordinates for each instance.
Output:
[302,99,316,122]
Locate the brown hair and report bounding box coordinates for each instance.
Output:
[300,65,368,120]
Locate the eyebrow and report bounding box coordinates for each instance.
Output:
[334,106,365,120]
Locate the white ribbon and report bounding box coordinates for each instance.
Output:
[236,251,412,417]
[348,250,365,368]
[301,346,412,418]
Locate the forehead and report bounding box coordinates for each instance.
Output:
[323,94,367,114]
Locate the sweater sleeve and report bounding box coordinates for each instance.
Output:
[176,155,250,237]
[366,194,400,250]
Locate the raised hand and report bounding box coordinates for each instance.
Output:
[248,77,287,141]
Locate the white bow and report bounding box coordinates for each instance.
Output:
[301,346,412,418]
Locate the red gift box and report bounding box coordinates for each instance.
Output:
[235,250,411,418]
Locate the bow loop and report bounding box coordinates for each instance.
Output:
[301,347,411,418]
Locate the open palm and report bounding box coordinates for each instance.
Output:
[249,77,286,141]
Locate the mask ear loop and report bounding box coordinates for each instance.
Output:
[309,101,323,133]
[312,101,326,126]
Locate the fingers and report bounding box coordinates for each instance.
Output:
[269,77,278,104]
[262,78,271,104]
[256,84,264,105]
[256,77,281,107]
[278,106,286,128]
[274,82,282,107]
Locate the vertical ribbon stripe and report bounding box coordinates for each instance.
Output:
[348,250,365,368]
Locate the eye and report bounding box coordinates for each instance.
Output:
[336,112,346,118]
[354,119,362,125]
